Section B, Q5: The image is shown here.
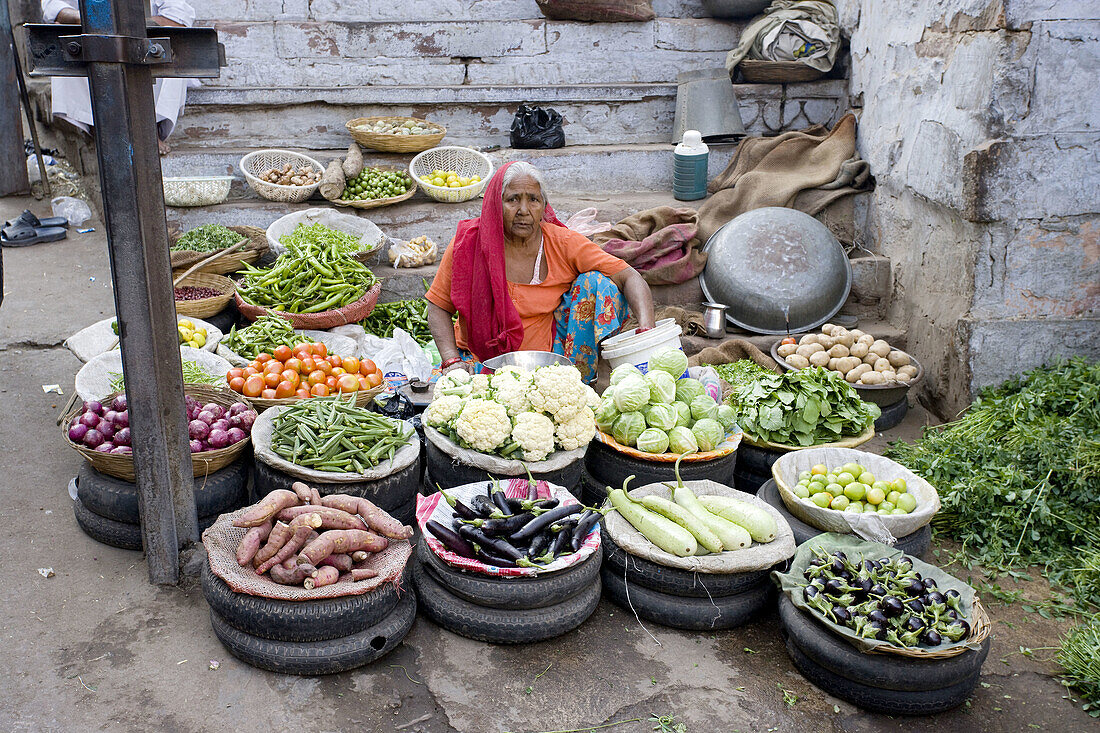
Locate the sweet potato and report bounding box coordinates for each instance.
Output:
[318,553,353,573]
[356,497,414,540]
[351,550,371,563]
[310,487,323,506]
[234,490,300,528]
[291,481,312,503]
[253,521,293,567]
[319,494,361,514]
[256,513,321,574]
[304,565,340,590]
[269,562,309,585]
[351,568,377,581]
[277,505,366,530]
[297,529,389,566]
[341,142,363,179]
[236,519,273,566]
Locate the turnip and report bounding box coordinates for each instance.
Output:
[196,409,216,424]
[237,411,256,431]
[202,403,225,420]
[210,418,230,433]
[229,402,249,416]
[226,427,247,445]
[207,429,230,449]
[189,439,204,453]
[188,419,209,440]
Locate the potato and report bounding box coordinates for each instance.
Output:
[828,357,839,371]
[880,370,898,382]
[849,341,870,359]
[795,344,814,358]
[787,354,810,369]
[850,329,865,338]
[846,364,872,382]
[897,372,912,383]
[870,339,892,358]
[777,343,798,358]
[809,350,831,367]
[821,323,838,335]
[860,371,886,385]
[836,356,861,374]
[817,335,836,350]
[857,333,874,346]
[836,329,856,348]
[828,344,850,359]
[874,357,892,372]
[887,350,911,367]
[799,334,819,346]
[898,365,918,379]
[864,353,879,366]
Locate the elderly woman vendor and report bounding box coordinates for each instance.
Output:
[426,162,655,381]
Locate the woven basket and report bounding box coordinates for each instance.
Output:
[62,384,253,482]
[163,176,233,207]
[240,150,324,204]
[247,383,384,413]
[333,166,418,211]
[170,225,266,275]
[739,59,825,83]
[235,281,382,330]
[409,147,494,203]
[870,598,992,659]
[740,421,876,452]
[345,116,446,153]
[174,272,236,319]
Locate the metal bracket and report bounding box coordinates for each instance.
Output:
[23,24,225,78]
[58,33,173,65]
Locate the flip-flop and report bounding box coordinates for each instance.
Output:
[0,224,68,247]
[3,209,69,229]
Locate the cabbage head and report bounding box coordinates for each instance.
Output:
[667,426,698,454]
[692,418,724,452]
[644,403,677,431]
[609,363,644,387]
[675,377,706,404]
[689,393,718,421]
[645,369,676,404]
[594,397,620,434]
[636,427,669,454]
[612,374,651,413]
[611,411,646,447]
[649,348,688,379]
[716,404,737,431]
[672,401,692,428]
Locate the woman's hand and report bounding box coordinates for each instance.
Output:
[442,360,475,375]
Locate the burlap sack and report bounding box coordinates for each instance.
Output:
[604,479,796,574]
[65,315,222,363]
[425,425,586,476]
[203,507,412,600]
[75,346,233,402]
[252,406,419,483]
[216,329,359,367]
[689,339,780,373]
[770,447,940,544]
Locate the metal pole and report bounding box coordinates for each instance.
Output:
[77,0,196,583]
[0,0,31,196]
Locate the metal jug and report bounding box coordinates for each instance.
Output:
[672,68,747,144]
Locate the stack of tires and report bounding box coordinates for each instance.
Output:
[201,563,416,675]
[756,479,932,557]
[424,432,584,496]
[583,438,739,502]
[600,530,777,630]
[413,540,602,643]
[71,459,249,550]
[733,443,781,494]
[778,595,991,714]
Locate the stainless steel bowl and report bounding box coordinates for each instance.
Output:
[480,351,573,374]
[770,338,924,407]
[701,0,771,18]
[700,207,852,335]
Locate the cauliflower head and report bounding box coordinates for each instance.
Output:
[527,364,587,422]
[433,370,473,399]
[511,411,555,463]
[490,369,533,416]
[583,384,600,411]
[555,406,597,451]
[469,373,491,398]
[454,398,512,453]
[424,394,464,428]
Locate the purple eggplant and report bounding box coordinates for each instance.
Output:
[510,504,585,542]
[570,509,602,552]
[426,520,476,558]
[440,491,478,521]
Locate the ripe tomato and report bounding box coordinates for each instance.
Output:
[281,370,301,388]
[336,374,360,393]
[332,367,347,377]
[263,360,284,376]
[325,375,338,390]
[284,357,303,374]
[781,337,797,346]
[261,388,277,399]
[312,342,327,358]
[315,360,332,376]
[295,387,311,399]
[272,345,292,363]
[360,359,377,374]
[342,357,360,374]
[263,372,280,388]
[307,369,326,387]
[293,345,312,360]
[310,382,330,397]
[229,376,246,393]
[244,365,260,377]
[256,352,271,364]
[366,371,382,388]
[274,380,296,398]
[327,355,342,368]
[242,374,265,397]
[358,375,371,391]
[226,368,244,382]
[299,357,315,373]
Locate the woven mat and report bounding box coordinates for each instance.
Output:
[203,507,412,600]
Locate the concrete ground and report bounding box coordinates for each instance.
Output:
[0,194,1092,733]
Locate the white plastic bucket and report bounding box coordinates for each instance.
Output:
[601,318,685,375]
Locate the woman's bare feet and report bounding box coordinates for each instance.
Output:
[158,139,171,155]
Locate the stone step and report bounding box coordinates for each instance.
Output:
[173,80,849,148]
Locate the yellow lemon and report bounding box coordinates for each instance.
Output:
[470,176,481,183]
[431,177,446,187]
[447,181,461,188]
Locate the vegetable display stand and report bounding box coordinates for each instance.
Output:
[584,435,739,494]
[424,426,585,492]
[201,509,416,675]
[72,458,249,550]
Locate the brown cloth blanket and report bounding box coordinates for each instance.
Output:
[591,206,707,285]
[689,339,781,374]
[696,114,871,245]
[621,305,707,337]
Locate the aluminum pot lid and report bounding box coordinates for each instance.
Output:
[699,207,851,335]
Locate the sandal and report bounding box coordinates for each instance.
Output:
[1,224,68,247]
[3,209,69,229]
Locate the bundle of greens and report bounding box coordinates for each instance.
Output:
[172,224,244,252]
[725,365,879,446]
[1057,614,1100,717]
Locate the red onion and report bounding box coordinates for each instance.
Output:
[202,403,225,420]
[69,423,89,443]
[188,419,209,440]
[99,422,117,440]
[189,439,204,453]
[85,400,104,415]
[196,410,216,424]
[228,402,249,417]
[79,412,101,429]
[83,428,104,448]
[237,411,256,431]
[114,427,131,446]
[210,418,230,433]
[111,395,127,412]
[94,443,114,453]
[110,446,131,454]
[207,429,230,449]
[227,414,241,429]
[226,427,247,445]
[116,410,129,428]
[185,396,200,409]
[103,410,118,424]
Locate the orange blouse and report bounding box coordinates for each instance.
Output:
[426,222,629,354]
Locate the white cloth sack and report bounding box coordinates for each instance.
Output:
[216,328,358,367]
[266,208,385,256]
[425,425,586,476]
[725,0,840,74]
[75,346,233,402]
[65,315,222,363]
[604,479,796,574]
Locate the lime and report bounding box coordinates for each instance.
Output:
[829,495,850,511]
[896,493,917,513]
[843,482,866,501]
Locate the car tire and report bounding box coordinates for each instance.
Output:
[251,455,420,515]
[74,498,218,551]
[583,439,737,492]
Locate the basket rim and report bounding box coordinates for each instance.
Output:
[239,150,325,190]
[346,116,446,134]
[334,166,418,208]
[164,175,235,183]
[409,147,494,194]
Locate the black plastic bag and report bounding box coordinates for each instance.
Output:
[510,105,565,149]
[376,392,416,421]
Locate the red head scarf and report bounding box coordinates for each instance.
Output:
[449,161,565,361]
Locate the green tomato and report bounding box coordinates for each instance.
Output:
[843,482,866,502]
[829,495,850,511]
[891,508,908,514]
[794,484,810,499]
[810,492,832,508]
[878,500,895,513]
[877,508,892,515]
[841,462,863,478]
[865,487,885,506]
[872,480,891,493]
[825,482,844,497]
[891,477,908,493]
[860,471,876,486]
[847,501,864,513]
[896,493,918,513]
[808,483,826,496]
[835,472,855,487]
[886,490,901,505]
[824,473,838,485]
